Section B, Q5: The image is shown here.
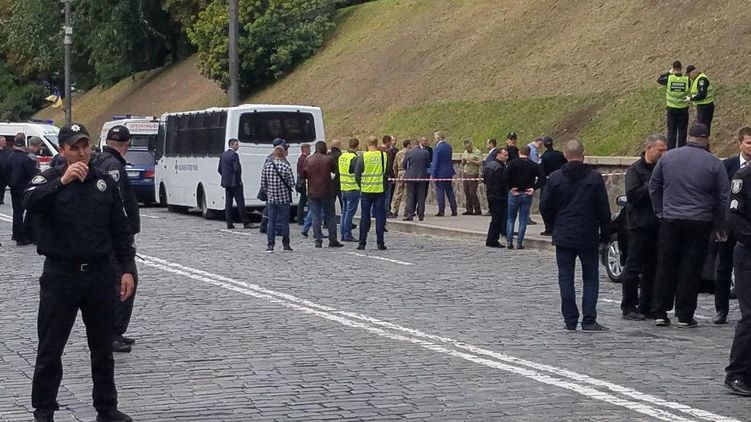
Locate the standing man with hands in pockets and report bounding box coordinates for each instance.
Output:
[24,123,135,422]
[219,138,255,229]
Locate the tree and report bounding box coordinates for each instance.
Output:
[188,0,336,92]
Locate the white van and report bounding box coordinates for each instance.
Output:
[0,121,60,170]
[98,116,159,150]
[155,104,325,218]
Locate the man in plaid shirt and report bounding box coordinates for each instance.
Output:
[261,146,295,252]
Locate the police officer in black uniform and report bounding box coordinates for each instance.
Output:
[94,125,141,353]
[24,123,135,422]
[7,132,38,245]
[725,162,751,396]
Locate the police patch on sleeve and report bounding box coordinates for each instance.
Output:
[108,170,120,182]
[96,179,107,192]
[731,179,743,194]
[31,175,47,185]
[730,199,740,210]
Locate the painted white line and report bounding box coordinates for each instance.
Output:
[139,214,160,219]
[0,212,13,220]
[345,251,415,266]
[137,254,738,422]
[220,229,255,237]
[0,216,12,223]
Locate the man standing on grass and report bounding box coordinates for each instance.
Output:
[541,140,611,332]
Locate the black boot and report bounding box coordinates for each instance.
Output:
[34,410,54,422]
[96,409,132,422]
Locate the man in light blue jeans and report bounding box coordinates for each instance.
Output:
[506,192,533,249]
[340,190,360,241]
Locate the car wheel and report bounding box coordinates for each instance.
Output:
[603,237,624,283]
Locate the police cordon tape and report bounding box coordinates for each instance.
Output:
[389,172,626,182]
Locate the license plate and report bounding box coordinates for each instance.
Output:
[127,171,140,178]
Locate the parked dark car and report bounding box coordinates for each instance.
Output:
[125,149,156,205]
[601,195,736,297]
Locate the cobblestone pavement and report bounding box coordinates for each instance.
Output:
[0,199,748,421]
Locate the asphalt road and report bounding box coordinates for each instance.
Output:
[0,200,747,421]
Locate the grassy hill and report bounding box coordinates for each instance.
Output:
[37,0,751,156]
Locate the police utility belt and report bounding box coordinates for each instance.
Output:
[47,257,109,273]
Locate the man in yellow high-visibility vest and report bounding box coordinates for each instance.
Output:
[354,136,388,250]
[686,64,716,134]
[657,60,690,149]
[339,137,360,242]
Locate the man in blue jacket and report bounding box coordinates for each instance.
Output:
[541,140,611,332]
[218,138,253,229]
[430,131,457,216]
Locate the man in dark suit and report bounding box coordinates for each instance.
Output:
[429,131,457,216]
[485,138,498,166]
[218,138,254,229]
[403,139,431,221]
[484,148,509,247]
[715,127,751,324]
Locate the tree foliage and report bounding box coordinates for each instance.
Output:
[187,0,336,92]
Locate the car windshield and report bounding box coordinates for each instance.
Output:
[44,135,59,148]
[125,150,155,167]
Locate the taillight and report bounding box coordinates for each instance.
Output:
[144,170,155,179]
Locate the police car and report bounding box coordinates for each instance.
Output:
[0,121,59,170]
[99,116,159,205]
[603,195,736,297]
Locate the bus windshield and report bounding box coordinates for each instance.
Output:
[238,112,316,144]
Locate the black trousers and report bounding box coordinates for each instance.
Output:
[651,220,712,321]
[716,234,737,314]
[727,243,751,381]
[666,107,689,149]
[10,186,29,242]
[696,102,715,134]
[0,176,6,203]
[621,227,658,315]
[224,186,249,225]
[296,184,308,223]
[486,193,507,245]
[405,182,427,218]
[111,257,138,337]
[32,259,118,413]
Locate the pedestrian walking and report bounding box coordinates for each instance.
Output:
[218,138,254,229]
[505,132,520,161]
[303,141,343,248]
[6,132,38,246]
[390,139,411,218]
[657,60,690,149]
[540,140,611,332]
[430,131,458,217]
[355,136,388,250]
[504,145,544,249]
[24,122,135,422]
[723,156,751,396]
[261,146,295,252]
[484,148,509,247]
[686,65,716,134]
[403,139,431,221]
[339,138,360,242]
[296,143,311,224]
[620,134,668,321]
[539,136,566,236]
[649,123,729,327]
[715,127,751,325]
[93,125,141,353]
[461,140,483,215]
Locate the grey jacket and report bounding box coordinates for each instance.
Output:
[649,142,729,224]
[402,147,431,180]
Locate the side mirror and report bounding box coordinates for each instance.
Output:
[616,195,627,207]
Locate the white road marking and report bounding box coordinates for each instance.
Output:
[345,251,414,266]
[220,229,255,237]
[140,213,160,219]
[0,212,13,222]
[137,254,738,422]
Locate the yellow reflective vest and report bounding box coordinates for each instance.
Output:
[666,74,690,109]
[691,73,715,105]
[339,151,358,192]
[360,150,387,194]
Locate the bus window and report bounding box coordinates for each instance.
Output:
[238,112,316,144]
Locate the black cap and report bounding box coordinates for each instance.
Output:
[106,125,131,142]
[272,137,289,150]
[689,123,710,138]
[507,132,518,140]
[542,136,553,146]
[58,123,91,146]
[685,64,696,74]
[672,60,682,69]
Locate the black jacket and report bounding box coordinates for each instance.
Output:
[723,155,743,180]
[94,146,141,235]
[483,159,507,198]
[540,149,567,177]
[540,161,611,249]
[328,147,342,194]
[0,148,9,183]
[23,164,136,273]
[504,157,544,191]
[218,149,242,188]
[4,149,38,188]
[625,155,659,230]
